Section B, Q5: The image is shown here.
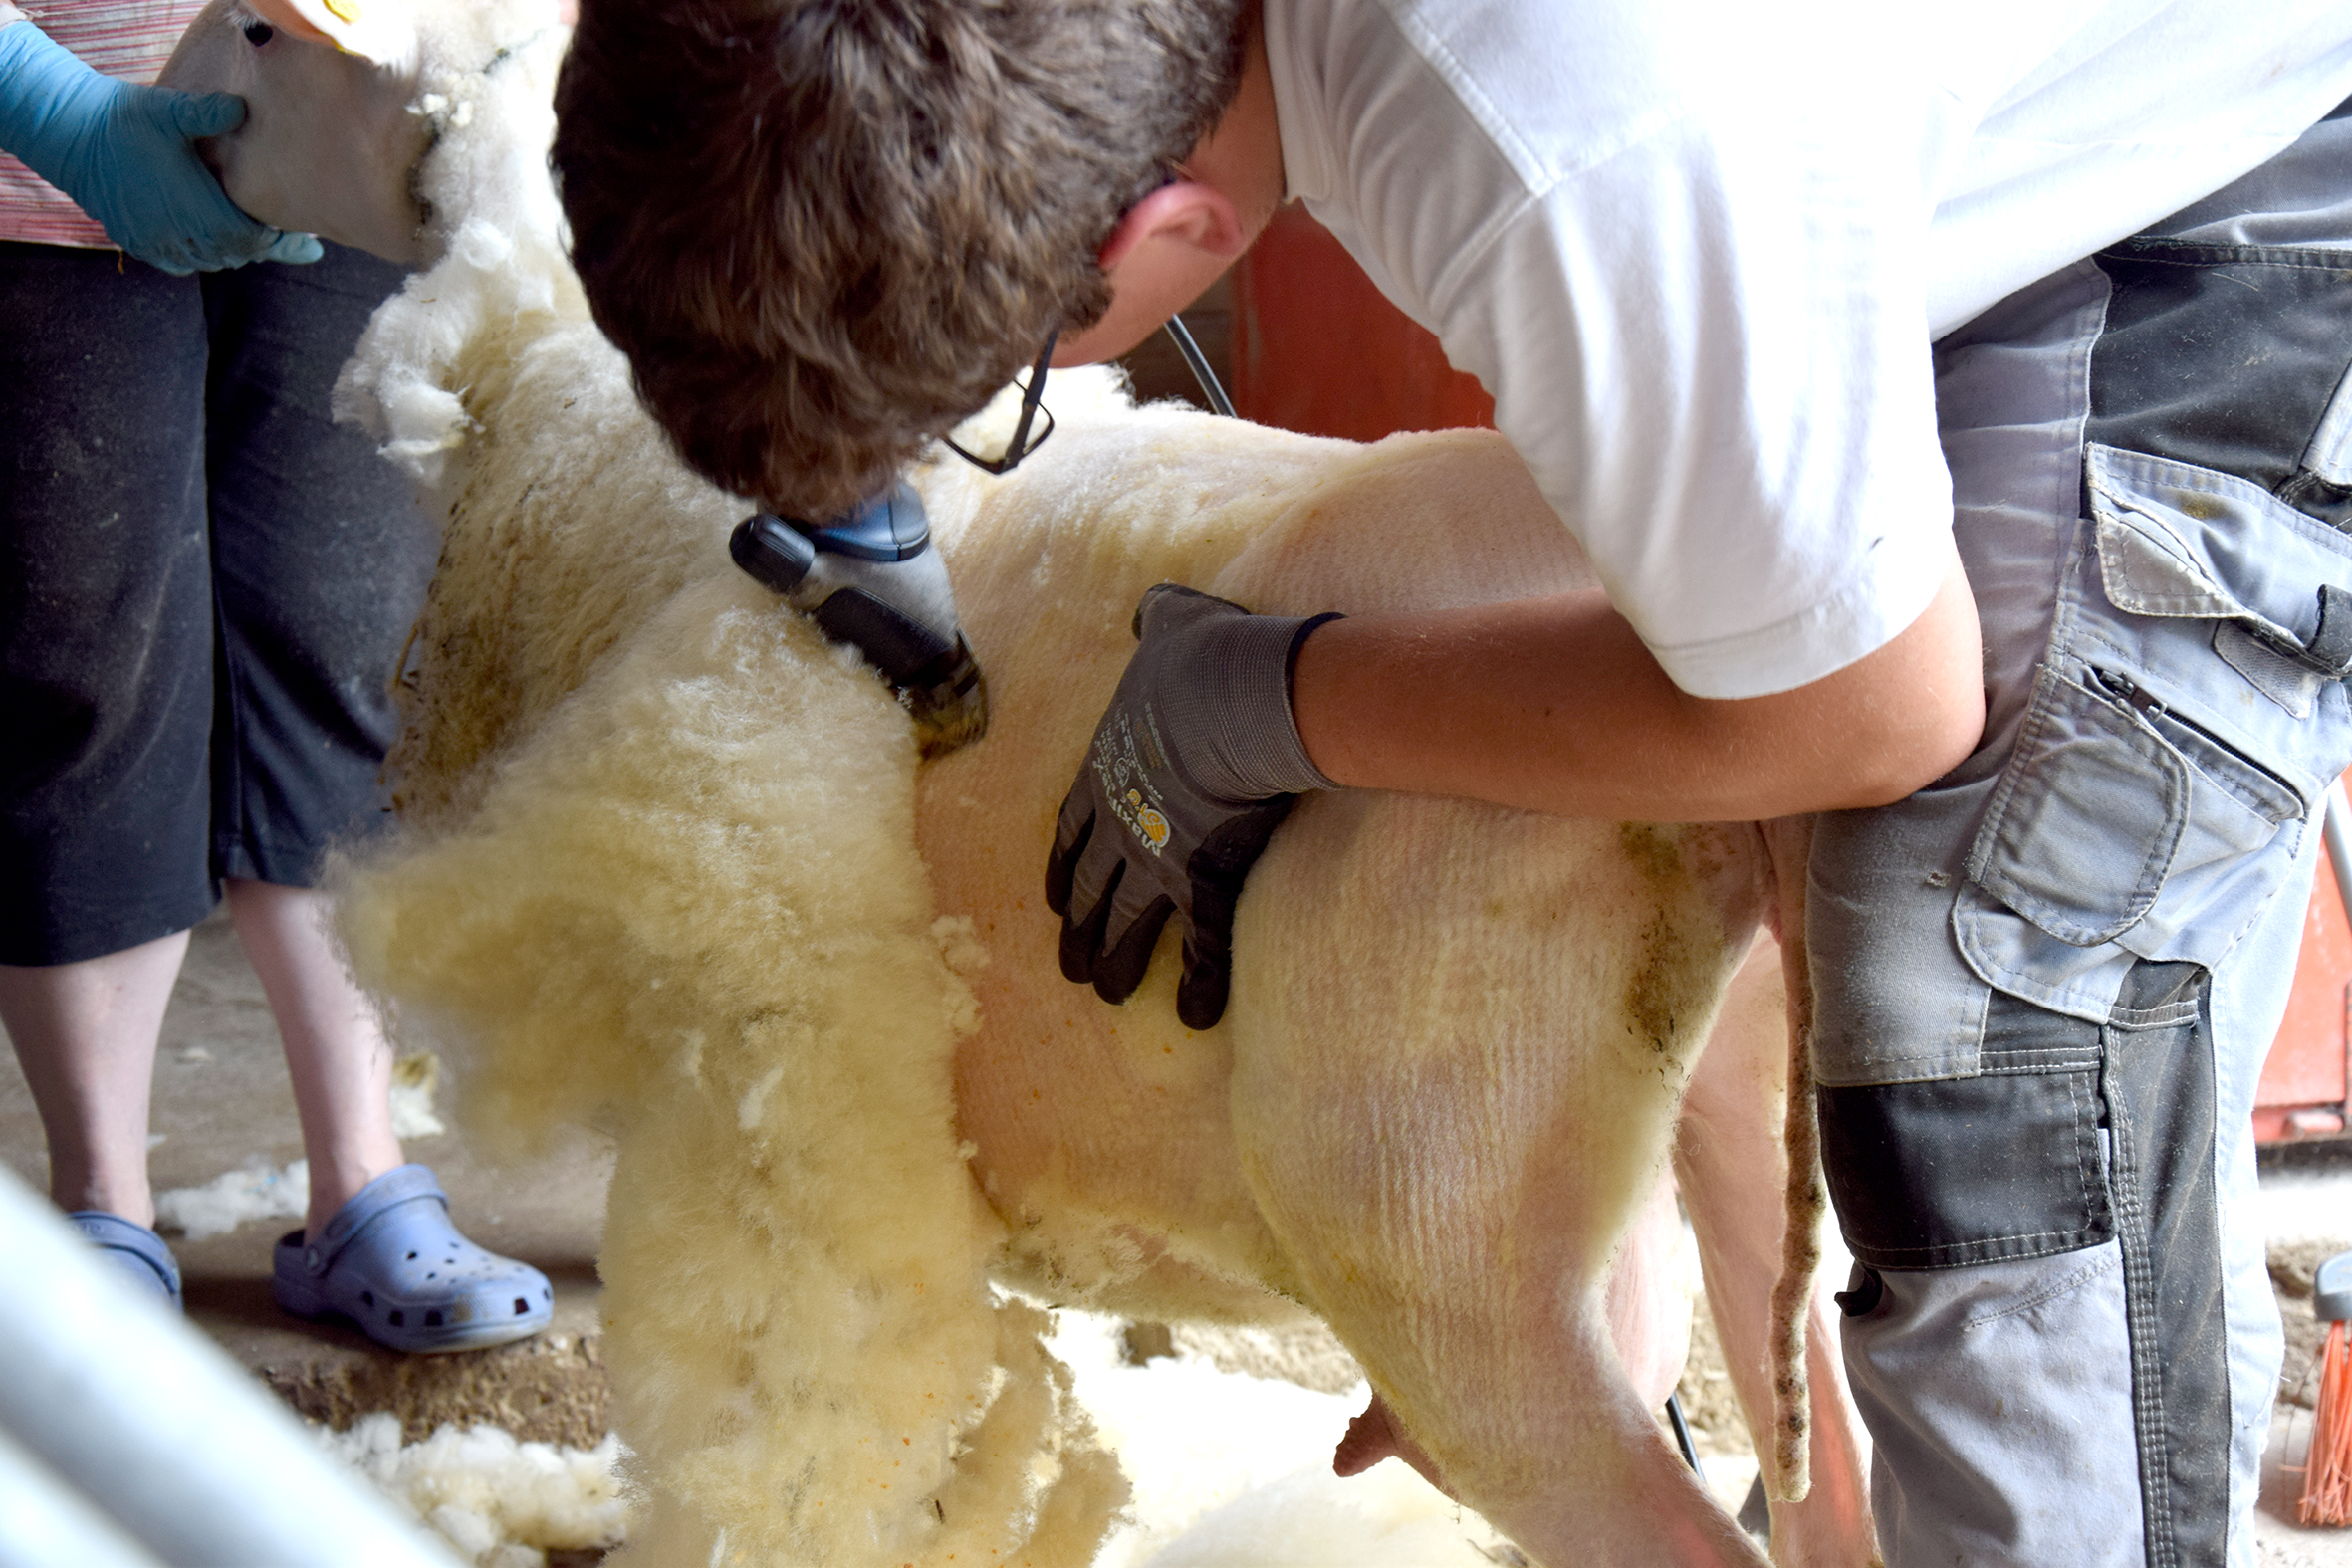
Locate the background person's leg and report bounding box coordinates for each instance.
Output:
[199,241,436,889]
[0,933,191,1225]
[199,243,435,1235]
[0,241,217,1241]
[0,242,216,968]
[200,245,551,1351]
[221,879,400,1238]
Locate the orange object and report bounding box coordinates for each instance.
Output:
[2256,830,2352,1145]
[2304,1322,2352,1524]
[2305,1255,2352,1523]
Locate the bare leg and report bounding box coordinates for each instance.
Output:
[223,879,402,1238]
[0,931,189,1226]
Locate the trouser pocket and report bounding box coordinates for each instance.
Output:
[1955,236,2352,1021]
[1821,989,2109,1268]
[1954,443,2352,1025]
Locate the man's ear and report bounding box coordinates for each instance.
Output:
[1097,179,1251,271]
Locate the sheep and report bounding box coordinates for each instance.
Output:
[159,5,1875,1563]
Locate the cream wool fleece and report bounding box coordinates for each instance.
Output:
[319,14,1119,1562]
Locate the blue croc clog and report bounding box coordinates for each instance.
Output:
[69,1211,181,1309]
[272,1164,553,1354]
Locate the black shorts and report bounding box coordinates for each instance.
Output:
[0,239,436,965]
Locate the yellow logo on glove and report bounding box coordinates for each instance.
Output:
[1125,789,1171,851]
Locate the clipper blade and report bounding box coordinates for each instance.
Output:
[904,635,989,759]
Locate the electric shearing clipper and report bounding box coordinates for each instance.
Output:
[726,321,1224,760]
[729,481,988,758]
[725,333,1065,760]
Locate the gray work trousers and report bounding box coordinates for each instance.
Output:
[1810,106,2352,1567]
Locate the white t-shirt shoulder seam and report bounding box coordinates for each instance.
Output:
[1416,116,1690,344]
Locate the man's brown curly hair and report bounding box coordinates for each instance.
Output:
[552,0,1250,521]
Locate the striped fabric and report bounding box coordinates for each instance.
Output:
[2,1,211,248]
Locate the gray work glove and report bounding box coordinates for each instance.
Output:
[1046,584,1342,1029]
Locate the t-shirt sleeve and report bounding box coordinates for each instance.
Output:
[1285,0,1963,701]
[1433,104,1958,700]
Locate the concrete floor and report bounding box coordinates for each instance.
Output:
[8,887,2352,1561]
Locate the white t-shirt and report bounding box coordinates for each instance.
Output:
[1264,0,2352,698]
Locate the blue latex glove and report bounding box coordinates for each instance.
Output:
[0,19,320,274]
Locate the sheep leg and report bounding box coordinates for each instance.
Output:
[1333,1172,1694,1489]
[1229,794,1769,1567]
[1675,931,1878,1565]
[1242,1069,1765,1568]
[1607,1172,1702,1410]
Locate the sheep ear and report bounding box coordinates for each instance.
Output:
[243,0,417,65]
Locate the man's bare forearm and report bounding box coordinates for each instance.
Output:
[1292,541,1985,823]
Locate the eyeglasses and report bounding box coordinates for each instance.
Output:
[943,332,1058,475]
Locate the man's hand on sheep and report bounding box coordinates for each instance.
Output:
[1047,585,1343,1029]
[0,15,320,274]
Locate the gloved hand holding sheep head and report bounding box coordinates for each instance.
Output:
[1048,585,1343,1029]
[0,12,320,274]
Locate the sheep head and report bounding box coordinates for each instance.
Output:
[158,0,568,269]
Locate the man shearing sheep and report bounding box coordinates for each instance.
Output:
[553,3,2352,1562]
